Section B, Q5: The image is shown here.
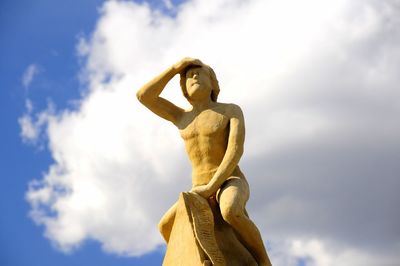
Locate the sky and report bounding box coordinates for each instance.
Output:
[1,0,400,266]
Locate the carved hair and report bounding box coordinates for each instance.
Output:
[180,64,220,102]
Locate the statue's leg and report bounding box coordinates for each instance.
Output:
[218,177,272,266]
[158,201,178,243]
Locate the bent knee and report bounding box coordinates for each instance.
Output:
[221,206,245,226]
[158,220,165,234]
[158,218,173,243]
[158,217,170,234]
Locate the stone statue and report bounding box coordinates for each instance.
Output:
[137,58,272,266]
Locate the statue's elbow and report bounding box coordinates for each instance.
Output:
[233,145,244,158]
[136,90,149,104]
[238,147,244,158]
[136,90,144,102]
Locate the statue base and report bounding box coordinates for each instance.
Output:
[162,192,257,266]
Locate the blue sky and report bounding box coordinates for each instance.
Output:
[1,1,400,266]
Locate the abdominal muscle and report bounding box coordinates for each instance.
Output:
[184,137,230,186]
[184,138,247,188]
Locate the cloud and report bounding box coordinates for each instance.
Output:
[18,99,54,144]
[269,239,400,266]
[162,0,174,10]
[23,0,400,264]
[22,64,40,88]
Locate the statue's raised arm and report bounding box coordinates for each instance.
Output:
[136,57,203,125]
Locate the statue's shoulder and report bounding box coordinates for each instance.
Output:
[214,101,242,109]
[214,102,243,117]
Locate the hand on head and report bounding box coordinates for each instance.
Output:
[173,57,203,74]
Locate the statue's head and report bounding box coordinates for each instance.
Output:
[180,64,220,102]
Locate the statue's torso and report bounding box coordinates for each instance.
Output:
[178,103,241,186]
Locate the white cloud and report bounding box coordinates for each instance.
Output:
[162,0,174,10]
[18,99,54,144]
[270,239,400,266]
[22,64,40,88]
[23,0,400,264]
[19,115,39,141]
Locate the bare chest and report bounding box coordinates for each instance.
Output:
[179,110,229,140]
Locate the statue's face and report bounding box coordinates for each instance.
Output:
[185,66,212,101]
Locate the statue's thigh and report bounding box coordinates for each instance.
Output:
[217,177,249,213]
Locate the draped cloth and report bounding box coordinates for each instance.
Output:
[162,192,257,266]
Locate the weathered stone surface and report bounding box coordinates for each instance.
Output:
[163,192,257,266]
[163,193,205,266]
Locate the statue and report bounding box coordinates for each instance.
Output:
[137,58,272,266]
